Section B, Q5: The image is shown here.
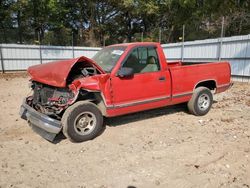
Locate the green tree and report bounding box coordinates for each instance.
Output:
[1,0,249,45]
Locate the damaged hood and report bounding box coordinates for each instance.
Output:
[27,56,105,88]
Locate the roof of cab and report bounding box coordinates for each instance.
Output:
[108,42,159,48]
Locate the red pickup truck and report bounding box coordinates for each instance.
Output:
[20,42,232,142]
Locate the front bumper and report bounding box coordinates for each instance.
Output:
[20,99,62,141]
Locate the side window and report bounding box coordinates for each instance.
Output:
[143,47,160,73]
[122,48,141,73]
[148,48,158,62]
[122,47,160,74]
[138,47,147,64]
[131,48,139,59]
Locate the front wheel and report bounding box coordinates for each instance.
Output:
[62,101,104,142]
[187,87,213,116]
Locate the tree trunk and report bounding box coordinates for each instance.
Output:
[17,10,23,44]
[238,14,243,34]
[0,25,7,43]
[32,0,39,42]
[126,12,132,42]
[88,1,99,46]
[167,25,175,43]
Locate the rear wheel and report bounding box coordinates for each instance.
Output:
[62,101,103,142]
[187,87,213,116]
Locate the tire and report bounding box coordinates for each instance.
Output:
[187,87,213,116]
[62,101,104,142]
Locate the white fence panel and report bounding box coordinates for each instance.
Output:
[184,42,219,60]
[162,34,250,81]
[73,47,102,58]
[1,34,250,82]
[161,44,182,60]
[0,44,101,71]
[41,46,73,60]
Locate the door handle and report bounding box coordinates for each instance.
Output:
[159,76,166,81]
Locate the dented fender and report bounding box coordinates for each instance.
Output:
[70,74,110,92]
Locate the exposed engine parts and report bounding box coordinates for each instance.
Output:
[27,61,101,120]
[81,67,97,77]
[28,82,77,118]
[66,62,100,84]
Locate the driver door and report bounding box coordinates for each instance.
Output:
[109,46,171,115]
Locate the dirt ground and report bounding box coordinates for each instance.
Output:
[0,74,249,188]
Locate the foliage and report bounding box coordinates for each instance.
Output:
[0,0,249,46]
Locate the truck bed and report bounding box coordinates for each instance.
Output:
[168,61,231,105]
[168,61,223,67]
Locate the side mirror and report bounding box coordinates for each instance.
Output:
[117,67,134,78]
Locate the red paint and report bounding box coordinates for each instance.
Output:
[72,74,110,91]
[27,42,232,117]
[27,56,105,88]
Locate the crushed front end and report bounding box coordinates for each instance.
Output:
[20,81,78,142]
[20,99,62,141]
[20,56,107,142]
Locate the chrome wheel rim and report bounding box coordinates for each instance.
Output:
[198,93,210,111]
[74,112,96,135]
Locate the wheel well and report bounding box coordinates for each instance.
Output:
[76,90,107,116]
[195,80,216,90]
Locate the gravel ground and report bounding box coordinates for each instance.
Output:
[0,74,249,188]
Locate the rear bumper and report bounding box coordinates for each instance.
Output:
[216,82,233,93]
[20,99,62,141]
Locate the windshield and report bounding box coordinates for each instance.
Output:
[92,46,126,72]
